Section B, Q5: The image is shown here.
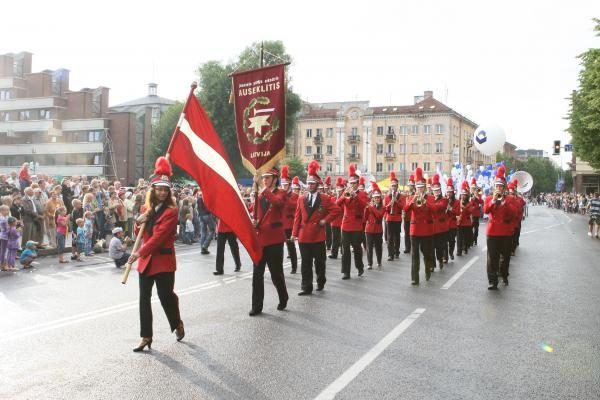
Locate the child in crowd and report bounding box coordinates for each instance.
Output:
[83,211,94,256]
[5,217,20,271]
[55,206,69,264]
[75,218,85,262]
[19,240,37,269]
[70,199,84,261]
[184,213,195,245]
[0,205,10,271]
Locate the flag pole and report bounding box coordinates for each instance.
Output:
[122,82,198,285]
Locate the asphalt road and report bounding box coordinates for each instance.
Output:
[0,206,598,400]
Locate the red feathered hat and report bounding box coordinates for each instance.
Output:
[389,171,398,184]
[292,176,300,189]
[150,157,173,188]
[460,180,470,195]
[471,177,478,187]
[495,165,507,186]
[358,176,365,188]
[446,177,455,192]
[348,163,359,183]
[508,178,518,190]
[427,177,432,186]
[370,181,382,197]
[432,173,441,188]
[408,174,415,186]
[261,166,279,177]
[307,160,321,183]
[415,168,425,187]
[280,165,290,184]
[324,176,331,187]
[335,176,345,188]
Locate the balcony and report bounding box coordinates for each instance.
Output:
[62,118,108,132]
[384,152,396,160]
[0,119,62,134]
[347,153,360,160]
[0,142,103,156]
[0,77,26,90]
[347,135,360,143]
[312,135,323,145]
[385,134,396,142]
[0,96,67,111]
[313,153,323,160]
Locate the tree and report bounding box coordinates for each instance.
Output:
[283,157,307,181]
[568,19,600,169]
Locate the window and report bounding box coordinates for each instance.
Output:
[316,128,322,137]
[351,127,358,136]
[435,143,443,153]
[151,107,160,125]
[435,162,443,172]
[376,144,384,154]
[423,143,431,154]
[0,112,8,121]
[326,145,333,155]
[306,129,312,138]
[387,163,394,172]
[423,162,431,172]
[399,144,406,153]
[411,162,418,170]
[424,125,432,134]
[327,163,333,172]
[88,131,104,142]
[305,146,312,155]
[412,125,419,135]
[411,143,418,153]
[316,146,322,154]
[19,111,30,121]
[399,125,408,135]
[351,144,358,155]
[326,128,333,137]
[376,162,383,172]
[376,126,384,135]
[387,126,395,134]
[0,90,10,100]
[398,162,405,171]
[39,109,51,119]
[387,144,394,153]
[93,154,104,165]
[435,124,445,134]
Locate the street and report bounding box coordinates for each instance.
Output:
[0,206,598,400]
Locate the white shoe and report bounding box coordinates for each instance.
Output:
[588,232,592,237]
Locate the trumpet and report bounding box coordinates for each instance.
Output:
[415,193,424,207]
[344,187,356,198]
[494,191,504,202]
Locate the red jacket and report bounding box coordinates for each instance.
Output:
[136,206,178,276]
[457,200,477,227]
[431,196,449,234]
[329,194,343,227]
[446,198,460,229]
[384,192,405,222]
[217,219,233,233]
[254,188,287,247]
[336,191,369,232]
[484,196,519,237]
[469,195,483,218]
[283,191,299,230]
[364,203,385,234]
[292,192,341,243]
[404,194,439,237]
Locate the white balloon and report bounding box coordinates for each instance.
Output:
[473,123,506,156]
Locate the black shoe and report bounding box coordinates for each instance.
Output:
[249,309,262,316]
[133,337,152,352]
[411,281,419,285]
[277,300,288,310]
[403,250,410,254]
[234,266,241,272]
[358,269,364,277]
[175,321,185,341]
[387,256,394,261]
[213,271,224,275]
[290,269,297,274]
[488,284,498,290]
[503,278,509,286]
[316,285,324,291]
[367,265,373,270]
[342,274,350,280]
[201,248,209,255]
[298,290,312,296]
[328,255,337,259]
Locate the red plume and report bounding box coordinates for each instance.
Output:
[335,176,345,187]
[415,167,423,182]
[308,162,318,177]
[496,165,506,179]
[359,176,365,186]
[461,181,469,191]
[433,174,440,185]
[371,181,381,193]
[471,177,476,185]
[409,174,415,182]
[281,165,290,180]
[389,171,397,182]
[348,163,356,177]
[427,177,432,185]
[292,176,300,185]
[446,177,454,187]
[154,156,172,177]
[324,176,331,185]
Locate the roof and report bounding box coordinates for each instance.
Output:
[371,97,452,115]
[111,95,175,108]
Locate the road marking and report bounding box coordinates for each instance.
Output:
[314,308,426,400]
[441,256,480,290]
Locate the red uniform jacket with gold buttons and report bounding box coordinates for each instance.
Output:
[292,192,341,243]
[384,192,406,222]
[254,188,287,247]
[446,199,461,230]
[329,194,343,228]
[364,203,385,234]
[136,205,178,276]
[431,196,449,234]
[457,200,477,227]
[336,191,369,232]
[283,191,299,231]
[469,195,483,218]
[404,194,441,237]
[484,196,518,237]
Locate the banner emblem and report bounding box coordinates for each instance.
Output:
[244,96,280,144]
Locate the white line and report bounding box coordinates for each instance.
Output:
[481,246,487,252]
[314,308,426,400]
[441,256,480,290]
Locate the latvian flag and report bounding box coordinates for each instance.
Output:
[168,88,263,265]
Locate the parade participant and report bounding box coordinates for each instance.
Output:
[384,171,405,261]
[358,176,366,192]
[364,182,385,269]
[291,176,301,195]
[445,178,460,261]
[403,167,437,284]
[456,181,477,256]
[280,166,299,274]
[426,177,433,196]
[249,167,289,316]
[430,174,449,270]
[214,220,242,275]
[291,161,341,295]
[328,177,345,259]
[508,179,526,255]
[337,164,369,279]
[402,175,416,254]
[128,157,184,351]
[323,176,333,250]
[484,165,518,290]
[469,177,483,246]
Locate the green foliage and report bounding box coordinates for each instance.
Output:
[284,157,307,181]
[568,19,600,169]
[495,151,570,193]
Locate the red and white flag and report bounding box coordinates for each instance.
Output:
[168,89,263,265]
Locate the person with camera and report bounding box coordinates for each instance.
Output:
[108,227,131,268]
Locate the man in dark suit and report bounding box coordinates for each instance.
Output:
[21,187,42,246]
[291,162,341,295]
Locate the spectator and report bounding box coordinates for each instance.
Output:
[19,240,37,269]
[83,211,94,256]
[197,191,215,254]
[32,188,46,245]
[123,191,135,237]
[70,199,84,261]
[18,163,31,192]
[5,216,20,271]
[108,227,130,268]
[22,188,42,246]
[0,204,9,271]
[74,218,85,262]
[55,206,69,264]
[183,213,195,245]
[45,191,64,248]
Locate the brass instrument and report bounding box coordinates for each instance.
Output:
[415,193,424,207]
[495,191,504,202]
[344,187,356,198]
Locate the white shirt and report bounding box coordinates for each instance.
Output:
[308,192,317,207]
[185,219,194,233]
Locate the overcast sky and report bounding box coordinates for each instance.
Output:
[2,0,599,164]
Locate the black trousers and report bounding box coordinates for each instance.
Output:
[299,242,327,292]
[457,226,471,255]
[139,272,182,338]
[511,222,521,252]
[386,221,402,257]
[471,217,480,245]
[252,243,288,311]
[487,236,512,285]
[113,252,130,268]
[446,228,457,258]
[366,232,383,266]
[325,223,332,250]
[433,232,447,265]
[403,220,411,252]
[284,229,298,271]
[410,235,434,283]
[341,230,364,274]
[216,232,241,273]
[330,226,342,258]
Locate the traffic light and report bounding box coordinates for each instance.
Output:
[553,140,561,155]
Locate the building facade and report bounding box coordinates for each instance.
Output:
[0,51,137,183]
[293,91,495,183]
[571,155,600,194]
[516,148,547,162]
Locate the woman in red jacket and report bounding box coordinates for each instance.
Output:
[364,182,385,269]
[444,178,460,261]
[456,181,477,256]
[129,157,184,352]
